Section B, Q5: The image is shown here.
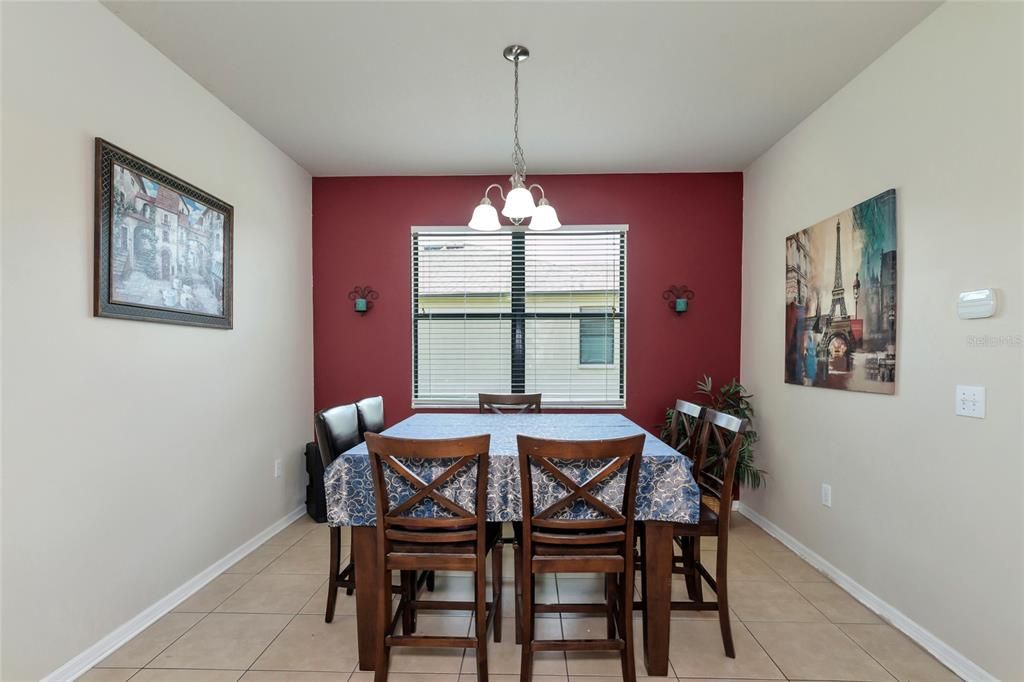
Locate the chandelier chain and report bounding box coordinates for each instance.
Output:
[512,56,526,181]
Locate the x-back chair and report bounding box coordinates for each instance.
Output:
[642,404,747,658]
[366,432,503,682]
[478,392,542,414]
[517,433,645,682]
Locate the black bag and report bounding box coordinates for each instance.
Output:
[304,441,327,523]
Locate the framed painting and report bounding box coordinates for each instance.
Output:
[94,138,233,329]
[784,188,897,394]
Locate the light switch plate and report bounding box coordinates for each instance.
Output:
[821,483,832,508]
[955,385,986,418]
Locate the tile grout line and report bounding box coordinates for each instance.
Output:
[95,517,929,682]
[728,618,790,681]
[694,528,788,680]
[127,611,215,676]
[752,536,950,682]
[739,547,897,682]
[780,570,958,681]
[241,522,336,676]
[733,528,868,675]
[174,570,258,615]
[149,520,317,679]
[86,519,319,679]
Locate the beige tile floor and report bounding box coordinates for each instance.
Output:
[80,514,960,682]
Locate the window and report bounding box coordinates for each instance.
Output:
[579,308,614,365]
[412,226,626,407]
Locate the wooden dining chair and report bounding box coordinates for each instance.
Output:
[477,391,541,624]
[661,399,708,599]
[314,404,361,619]
[667,398,706,452]
[645,407,747,658]
[478,392,542,414]
[516,434,645,682]
[365,433,503,682]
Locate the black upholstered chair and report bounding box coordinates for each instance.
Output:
[355,395,385,437]
[315,403,361,468]
[314,403,361,619]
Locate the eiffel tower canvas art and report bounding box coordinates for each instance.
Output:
[784,189,897,394]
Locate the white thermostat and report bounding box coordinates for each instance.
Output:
[958,289,996,319]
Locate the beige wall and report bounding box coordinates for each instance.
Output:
[741,3,1023,679]
[1,3,313,679]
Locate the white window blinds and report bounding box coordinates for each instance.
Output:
[412,226,626,407]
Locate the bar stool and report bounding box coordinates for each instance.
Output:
[516,433,644,682]
[366,433,503,682]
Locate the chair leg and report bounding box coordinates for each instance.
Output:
[519,564,533,682]
[716,547,734,658]
[514,543,522,644]
[346,539,356,596]
[605,574,617,639]
[401,570,416,634]
[638,529,649,647]
[426,570,436,591]
[492,540,503,643]
[475,554,489,681]
[691,536,704,604]
[375,567,391,682]
[680,537,700,601]
[325,526,340,623]
[619,572,637,682]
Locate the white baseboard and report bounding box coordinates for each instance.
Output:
[43,505,307,682]
[737,503,994,682]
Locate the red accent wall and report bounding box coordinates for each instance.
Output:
[313,173,742,432]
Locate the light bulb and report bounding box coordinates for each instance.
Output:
[468,199,501,231]
[501,186,536,220]
[528,199,561,230]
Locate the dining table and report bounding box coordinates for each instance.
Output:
[324,412,700,676]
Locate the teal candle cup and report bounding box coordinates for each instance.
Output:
[675,298,688,313]
[355,298,368,312]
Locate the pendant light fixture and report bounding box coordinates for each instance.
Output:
[469,44,561,232]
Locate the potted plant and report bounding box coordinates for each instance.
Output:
[661,375,765,493]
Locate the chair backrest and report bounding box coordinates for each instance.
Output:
[668,399,706,454]
[365,433,491,550]
[517,434,644,545]
[355,395,385,436]
[693,407,748,532]
[478,392,542,414]
[314,403,361,469]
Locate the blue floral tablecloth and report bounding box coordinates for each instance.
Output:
[324,413,699,526]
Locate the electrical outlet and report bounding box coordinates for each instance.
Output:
[955,385,986,418]
[821,483,832,508]
[274,458,283,478]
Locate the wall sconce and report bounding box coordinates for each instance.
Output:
[348,286,378,314]
[663,285,695,314]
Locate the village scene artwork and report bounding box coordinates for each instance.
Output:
[110,163,226,316]
[785,189,897,394]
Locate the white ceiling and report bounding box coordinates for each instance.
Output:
[104,1,938,177]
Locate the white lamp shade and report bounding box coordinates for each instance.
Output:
[468,201,501,231]
[528,201,561,230]
[501,186,536,219]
